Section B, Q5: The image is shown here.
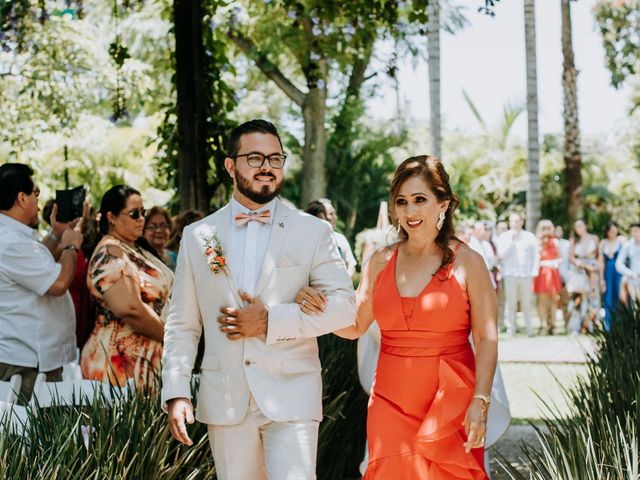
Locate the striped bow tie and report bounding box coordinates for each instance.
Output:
[235,210,272,226]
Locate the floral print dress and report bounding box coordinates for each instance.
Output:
[80,235,174,390]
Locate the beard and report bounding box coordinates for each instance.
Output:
[235,170,283,205]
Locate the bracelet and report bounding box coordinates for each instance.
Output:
[47,229,61,242]
[472,394,491,407]
[62,244,79,254]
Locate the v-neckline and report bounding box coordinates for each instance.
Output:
[393,246,443,300]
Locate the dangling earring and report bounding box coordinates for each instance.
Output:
[436,211,445,230]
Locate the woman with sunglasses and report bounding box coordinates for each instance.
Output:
[80,185,174,390]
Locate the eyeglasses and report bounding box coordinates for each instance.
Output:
[145,223,170,231]
[125,208,146,220]
[32,186,40,198]
[234,152,287,169]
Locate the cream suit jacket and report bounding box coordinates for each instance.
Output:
[161,199,356,425]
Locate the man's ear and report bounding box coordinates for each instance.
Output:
[224,157,235,178]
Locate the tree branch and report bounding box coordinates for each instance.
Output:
[229,30,306,107]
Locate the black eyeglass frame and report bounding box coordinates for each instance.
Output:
[233,152,287,169]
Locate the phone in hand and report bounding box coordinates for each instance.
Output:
[55,186,86,223]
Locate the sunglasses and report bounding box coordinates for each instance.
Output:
[125,208,146,220]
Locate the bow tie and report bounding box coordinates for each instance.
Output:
[235,210,272,226]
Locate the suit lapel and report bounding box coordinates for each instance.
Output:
[255,200,289,297]
[197,205,243,307]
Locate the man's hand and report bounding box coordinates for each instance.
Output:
[167,397,194,446]
[50,203,83,239]
[217,291,268,340]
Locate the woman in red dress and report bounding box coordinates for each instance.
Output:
[297,156,498,479]
[533,220,563,335]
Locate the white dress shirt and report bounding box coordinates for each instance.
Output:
[333,231,357,274]
[228,197,277,296]
[496,229,540,278]
[468,235,497,288]
[0,213,76,371]
[616,239,640,286]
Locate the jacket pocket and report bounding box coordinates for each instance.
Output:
[201,354,220,371]
[281,357,322,374]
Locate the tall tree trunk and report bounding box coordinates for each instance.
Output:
[174,0,209,211]
[301,87,326,206]
[427,0,442,159]
[524,0,541,231]
[561,0,582,222]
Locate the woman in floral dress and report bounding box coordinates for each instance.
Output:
[80,185,174,390]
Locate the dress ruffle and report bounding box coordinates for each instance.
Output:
[414,358,487,480]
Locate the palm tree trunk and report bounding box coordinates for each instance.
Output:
[427,0,442,159]
[525,0,541,230]
[561,0,582,222]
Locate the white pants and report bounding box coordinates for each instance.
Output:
[208,395,319,480]
[503,276,534,336]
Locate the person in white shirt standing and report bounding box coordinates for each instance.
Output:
[468,221,497,289]
[317,198,358,279]
[0,163,83,403]
[616,222,640,301]
[496,213,539,337]
[162,120,356,480]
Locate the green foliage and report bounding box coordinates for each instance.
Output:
[0,382,216,479]
[594,0,640,93]
[499,303,640,479]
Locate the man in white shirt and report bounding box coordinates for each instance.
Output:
[162,120,356,479]
[0,163,83,402]
[616,223,640,301]
[317,198,357,279]
[468,221,497,289]
[496,213,539,337]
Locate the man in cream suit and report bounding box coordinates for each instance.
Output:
[162,119,356,480]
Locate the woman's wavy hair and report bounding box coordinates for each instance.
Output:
[389,155,460,270]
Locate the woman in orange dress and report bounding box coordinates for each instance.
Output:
[80,185,174,390]
[533,219,563,335]
[297,156,497,479]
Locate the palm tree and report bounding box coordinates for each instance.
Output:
[524,0,541,230]
[427,0,442,159]
[561,0,582,221]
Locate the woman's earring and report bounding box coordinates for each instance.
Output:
[436,211,445,230]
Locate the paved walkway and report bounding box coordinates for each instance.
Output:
[498,333,596,363]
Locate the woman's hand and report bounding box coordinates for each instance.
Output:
[463,398,488,453]
[295,286,327,315]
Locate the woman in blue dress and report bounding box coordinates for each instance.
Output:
[599,221,624,331]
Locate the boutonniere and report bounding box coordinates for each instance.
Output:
[201,232,227,275]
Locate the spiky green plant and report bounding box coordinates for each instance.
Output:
[499,302,640,479]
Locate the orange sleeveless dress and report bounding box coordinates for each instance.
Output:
[364,245,487,479]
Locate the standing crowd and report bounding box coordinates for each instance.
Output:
[458,213,639,337]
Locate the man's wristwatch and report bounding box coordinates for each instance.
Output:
[62,244,80,254]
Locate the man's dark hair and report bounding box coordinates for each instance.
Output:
[227,119,283,158]
[0,163,35,210]
[305,200,327,218]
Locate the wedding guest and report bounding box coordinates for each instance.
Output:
[298,155,497,478]
[80,185,174,389]
[469,221,497,289]
[318,197,358,278]
[144,206,176,271]
[599,221,624,331]
[533,220,562,335]
[567,219,600,334]
[166,209,205,266]
[616,222,640,302]
[0,163,83,402]
[496,213,539,337]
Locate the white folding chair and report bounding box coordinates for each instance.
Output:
[30,374,135,408]
[62,362,83,381]
[0,375,22,404]
[0,400,29,435]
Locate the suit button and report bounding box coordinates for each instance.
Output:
[245,360,251,366]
